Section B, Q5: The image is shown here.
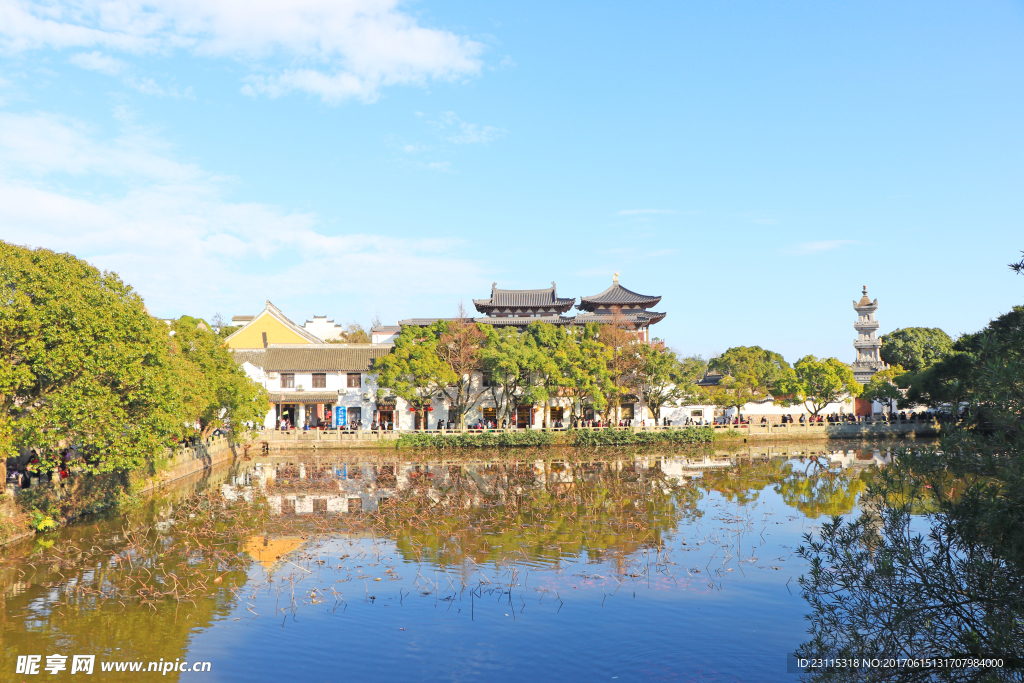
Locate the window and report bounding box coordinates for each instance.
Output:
[347,373,361,388]
[281,373,295,389]
[312,373,326,388]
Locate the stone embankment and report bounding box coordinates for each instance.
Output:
[137,435,238,494]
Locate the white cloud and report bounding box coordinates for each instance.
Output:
[0,110,485,316]
[419,161,451,172]
[69,50,127,76]
[3,0,483,103]
[69,50,191,97]
[788,240,858,255]
[431,111,504,144]
[617,209,674,215]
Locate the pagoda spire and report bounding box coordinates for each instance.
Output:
[851,286,887,383]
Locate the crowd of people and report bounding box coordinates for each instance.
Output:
[265,408,951,433]
[4,451,74,491]
[709,410,943,426]
[275,418,368,431]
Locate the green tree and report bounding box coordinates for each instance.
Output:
[434,314,489,428]
[0,243,186,473]
[707,346,793,411]
[797,269,1024,677]
[375,315,489,429]
[1011,250,1024,274]
[896,311,1024,411]
[879,326,953,373]
[557,324,611,423]
[169,316,269,437]
[479,326,531,426]
[373,324,453,429]
[860,364,905,412]
[672,354,710,405]
[775,355,862,416]
[635,345,683,425]
[523,322,570,428]
[596,315,643,422]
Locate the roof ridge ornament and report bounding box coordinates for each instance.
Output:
[613,272,619,282]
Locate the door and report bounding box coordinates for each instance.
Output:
[516,405,533,428]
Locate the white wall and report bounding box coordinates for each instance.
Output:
[661,396,858,424]
[661,403,719,424]
[302,317,344,341]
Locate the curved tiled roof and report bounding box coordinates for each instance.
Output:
[854,286,876,309]
[480,316,575,326]
[473,282,575,313]
[396,316,576,328]
[574,310,666,326]
[397,311,664,328]
[578,282,661,310]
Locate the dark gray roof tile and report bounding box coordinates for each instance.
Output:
[473,282,575,313]
[578,282,661,309]
[231,349,268,367]
[262,345,393,372]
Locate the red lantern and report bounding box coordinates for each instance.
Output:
[409,406,416,412]
[427,406,434,412]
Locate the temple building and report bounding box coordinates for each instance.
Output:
[386,275,666,342]
[574,274,666,343]
[472,282,576,318]
[851,286,888,384]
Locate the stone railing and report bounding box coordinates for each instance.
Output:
[254,419,944,444]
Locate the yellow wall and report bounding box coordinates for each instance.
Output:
[226,313,314,349]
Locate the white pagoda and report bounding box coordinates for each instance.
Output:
[851,286,887,383]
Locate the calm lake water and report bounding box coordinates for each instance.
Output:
[1,442,901,682]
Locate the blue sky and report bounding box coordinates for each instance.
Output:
[1,0,1022,362]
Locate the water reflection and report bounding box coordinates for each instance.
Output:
[1,442,900,682]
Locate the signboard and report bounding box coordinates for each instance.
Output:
[334,406,347,428]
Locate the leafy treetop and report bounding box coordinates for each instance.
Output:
[879,326,953,373]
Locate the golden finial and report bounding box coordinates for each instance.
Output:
[613,271,619,283]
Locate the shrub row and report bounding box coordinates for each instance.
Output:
[567,427,715,447]
[396,430,556,450]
